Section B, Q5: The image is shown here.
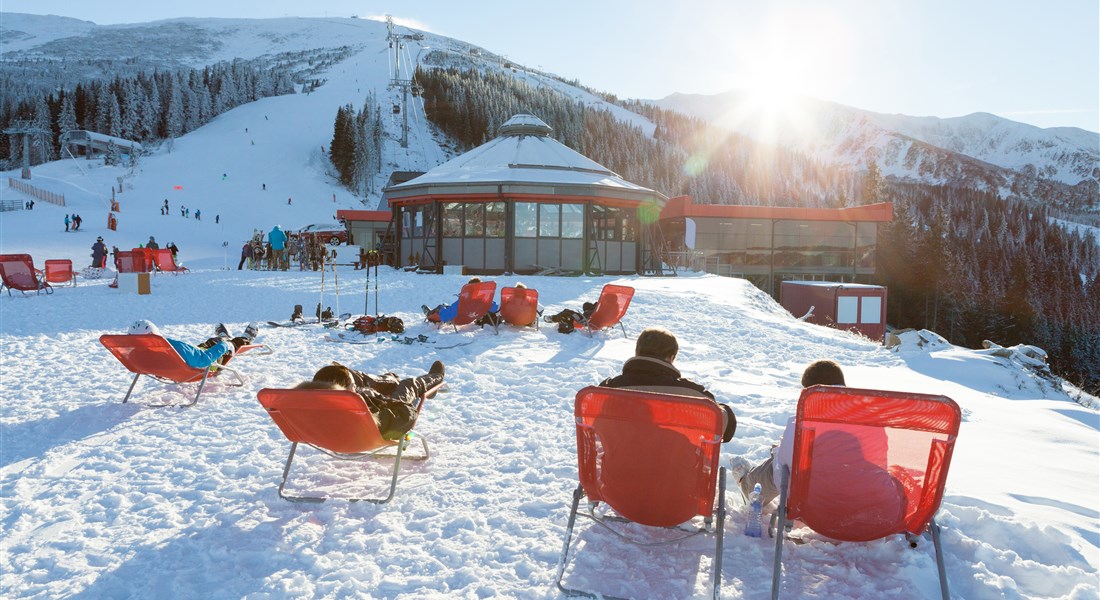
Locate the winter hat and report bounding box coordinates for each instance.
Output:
[128,319,161,336]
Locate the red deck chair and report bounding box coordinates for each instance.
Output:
[770,386,961,600]
[499,286,539,329]
[0,254,52,296]
[99,334,272,407]
[132,248,156,272]
[151,248,189,273]
[256,383,442,504]
[44,259,76,287]
[556,386,727,599]
[576,284,634,337]
[447,280,498,333]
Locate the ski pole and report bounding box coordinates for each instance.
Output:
[319,251,325,322]
[333,262,340,318]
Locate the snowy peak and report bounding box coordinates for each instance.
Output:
[654,90,1099,205]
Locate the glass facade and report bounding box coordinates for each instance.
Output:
[592,205,636,241]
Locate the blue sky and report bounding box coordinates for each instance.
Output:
[4,0,1098,132]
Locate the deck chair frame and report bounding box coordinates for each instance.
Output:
[769,386,961,600]
[257,383,442,504]
[438,281,498,334]
[575,284,634,338]
[0,254,53,296]
[44,259,76,287]
[151,248,189,273]
[499,286,540,330]
[556,386,727,599]
[100,334,272,407]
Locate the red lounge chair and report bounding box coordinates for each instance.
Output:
[151,248,189,273]
[449,281,497,333]
[576,284,634,337]
[770,386,962,600]
[499,286,539,328]
[0,254,52,296]
[99,334,272,407]
[44,259,76,287]
[256,383,442,504]
[556,386,727,599]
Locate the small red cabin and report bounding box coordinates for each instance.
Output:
[781,281,888,343]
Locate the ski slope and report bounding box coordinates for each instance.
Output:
[1,17,1098,600]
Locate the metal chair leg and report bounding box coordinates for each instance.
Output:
[121,373,142,403]
[930,516,951,600]
[771,465,791,600]
[555,485,587,596]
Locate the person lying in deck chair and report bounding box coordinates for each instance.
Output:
[543,299,598,334]
[421,277,498,324]
[600,327,737,443]
[729,359,847,504]
[128,319,260,368]
[296,360,446,440]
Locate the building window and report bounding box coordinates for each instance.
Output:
[593,205,635,241]
[464,203,484,237]
[443,203,462,237]
[539,203,560,237]
[515,202,537,238]
[485,202,506,238]
[561,204,584,239]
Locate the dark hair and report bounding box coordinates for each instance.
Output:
[801,360,846,387]
[311,364,355,390]
[635,327,679,361]
[467,277,482,284]
[294,380,343,390]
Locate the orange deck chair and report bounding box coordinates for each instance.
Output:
[556,386,727,599]
[44,259,76,287]
[151,248,189,273]
[0,254,52,296]
[99,334,272,407]
[770,386,962,600]
[446,280,498,333]
[499,286,540,329]
[256,382,442,504]
[575,284,634,337]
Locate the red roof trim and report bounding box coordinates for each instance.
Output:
[336,209,391,222]
[660,196,893,222]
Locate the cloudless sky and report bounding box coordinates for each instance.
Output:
[4,0,1098,132]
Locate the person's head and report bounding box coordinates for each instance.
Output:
[96,236,103,242]
[514,282,526,289]
[149,236,155,241]
[311,363,355,390]
[801,360,846,387]
[635,327,679,363]
[294,380,343,391]
[128,319,161,336]
[467,277,482,284]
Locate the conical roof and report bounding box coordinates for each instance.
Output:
[384,114,665,204]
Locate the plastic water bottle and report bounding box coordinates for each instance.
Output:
[744,483,763,538]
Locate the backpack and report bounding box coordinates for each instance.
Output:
[349,315,405,335]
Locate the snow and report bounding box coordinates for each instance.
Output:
[2,16,1099,600]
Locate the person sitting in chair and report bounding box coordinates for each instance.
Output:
[295,361,445,440]
[421,277,498,324]
[730,359,847,505]
[600,327,737,443]
[127,319,259,368]
[543,297,598,334]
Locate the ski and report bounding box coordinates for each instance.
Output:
[267,313,351,328]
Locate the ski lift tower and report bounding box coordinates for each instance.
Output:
[386,15,424,148]
[3,120,50,179]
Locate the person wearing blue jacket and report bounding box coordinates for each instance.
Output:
[422,277,498,324]
[268,225,288,271]
[127,320,259,368]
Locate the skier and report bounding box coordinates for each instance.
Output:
[216,214,220,224]
[268,225,288,271]
[237,242,252,270]
[195,209,201,220]
[64,214,70,232]
[262,183,266,191]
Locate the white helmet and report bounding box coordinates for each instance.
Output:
[128,319,161,336]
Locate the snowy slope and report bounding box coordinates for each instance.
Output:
[1,270,1096,599]
[1,14,1098,600]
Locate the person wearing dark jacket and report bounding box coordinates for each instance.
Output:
[600,327,736,442]
[91,237,108,268]
[299,361,445,440]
